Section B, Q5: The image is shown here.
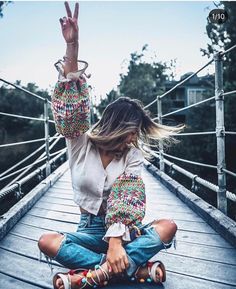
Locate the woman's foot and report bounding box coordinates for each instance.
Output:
[54,263,111,289]
[134,261,166,283]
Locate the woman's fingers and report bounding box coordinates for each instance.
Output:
[64,1,72,18]
[73,2,79,20]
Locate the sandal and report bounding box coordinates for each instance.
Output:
[132,260,166,284]
[53,265,109,289]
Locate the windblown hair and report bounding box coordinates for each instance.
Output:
[87,96,185,161]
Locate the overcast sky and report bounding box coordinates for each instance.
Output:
[0,1,218,101]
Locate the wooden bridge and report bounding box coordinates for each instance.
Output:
[1,45,236,289]
[0,161,235,289]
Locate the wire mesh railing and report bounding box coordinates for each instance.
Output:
[143,44,236,214]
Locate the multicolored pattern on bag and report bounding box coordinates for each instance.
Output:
[105,173,146,229]
[52,77,90,138]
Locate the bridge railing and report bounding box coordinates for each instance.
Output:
[0,79,67,204]
[142,44,236,215]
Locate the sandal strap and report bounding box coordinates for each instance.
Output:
[57,273,71,289]
[150,262,161,283]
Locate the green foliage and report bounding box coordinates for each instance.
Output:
[0,1,12,18]
[118,45,172,117]
[95,45,174,118]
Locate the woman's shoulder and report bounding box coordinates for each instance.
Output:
[126,146,144,161]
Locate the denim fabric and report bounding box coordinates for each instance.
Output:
[54,213,173,277]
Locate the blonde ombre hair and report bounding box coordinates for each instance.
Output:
[87,96,185,160]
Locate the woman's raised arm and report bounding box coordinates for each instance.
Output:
[59,1,79,76]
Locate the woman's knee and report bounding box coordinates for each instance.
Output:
[38,232,64,257]
[152,219,177,244]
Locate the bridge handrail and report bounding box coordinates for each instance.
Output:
[0,148,67,200]
[0,78,51,104]
[142,43,236,214]
[142,145,236,203]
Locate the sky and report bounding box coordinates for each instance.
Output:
[0,1,219,102]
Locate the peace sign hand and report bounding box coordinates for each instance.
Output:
[59,1,79,44]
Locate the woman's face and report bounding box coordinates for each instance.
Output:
[116,130,138,152]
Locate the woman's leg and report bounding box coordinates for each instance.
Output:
[38,214,108,269]
[124,218,177,277]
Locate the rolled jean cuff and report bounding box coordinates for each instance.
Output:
[126,255,138,277]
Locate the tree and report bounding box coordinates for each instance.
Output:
[118,45,172,117]
[0,1,11,18]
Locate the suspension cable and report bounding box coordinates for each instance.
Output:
[0,78,45,102]
[220,44,236,56]
[144,59,214,109]
[0,138,46,148]
[0,149,67,199]
[0,111,45,122]
[223,168,236,178]
[142,145,236,202]
[2,135,64,188]
[171,131,215,136]
[162,152,217,169]
[154,96,215,119]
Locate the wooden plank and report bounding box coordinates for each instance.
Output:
[161,271,236,289]
[28,207,80,224]
[34,201,81,215]
[19,215,77,232]
[0,248,63,289]
[150,253,236,286]
[164,242,236,265]
[0,234,62,268]
[10,223,52,240]
[176,230,234,248]
[1,232,236,287]
[0,273,42,289]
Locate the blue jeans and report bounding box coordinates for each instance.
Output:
[54,213,173,277]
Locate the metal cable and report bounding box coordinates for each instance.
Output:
[225,131,236,135]
[223,168,236,178]
[0,148,67,198]
[220,44,236,56]
[0,138,46,148]
[153,95,215,120]
[0,78,45,102]
[171,131,215,136]
[143,146,236,202]
[223,90,236,97]
[0,143,46,178]
[0,111,45,122]
[162,152,217,169]
[3,134,64,188]
[0,156,48,181]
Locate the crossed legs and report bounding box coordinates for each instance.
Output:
[38,218,177,289]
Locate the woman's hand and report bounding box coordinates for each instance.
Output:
[106,237,129,274]
[60,1,79,44]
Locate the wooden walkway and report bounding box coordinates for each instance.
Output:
[0,165,236,289]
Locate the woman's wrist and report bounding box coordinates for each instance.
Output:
[108,237,123,247]
[66,41,78,46]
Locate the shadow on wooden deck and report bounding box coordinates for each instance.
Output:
[0,163,236,289]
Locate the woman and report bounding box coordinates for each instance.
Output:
[38,2,184,289]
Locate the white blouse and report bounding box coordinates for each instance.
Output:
[66,131,144,215]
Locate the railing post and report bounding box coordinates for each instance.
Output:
[214,52,227,214]
[44,98,51,177]
[157,96,165,172]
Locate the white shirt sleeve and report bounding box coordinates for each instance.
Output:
[103,223,131,243]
